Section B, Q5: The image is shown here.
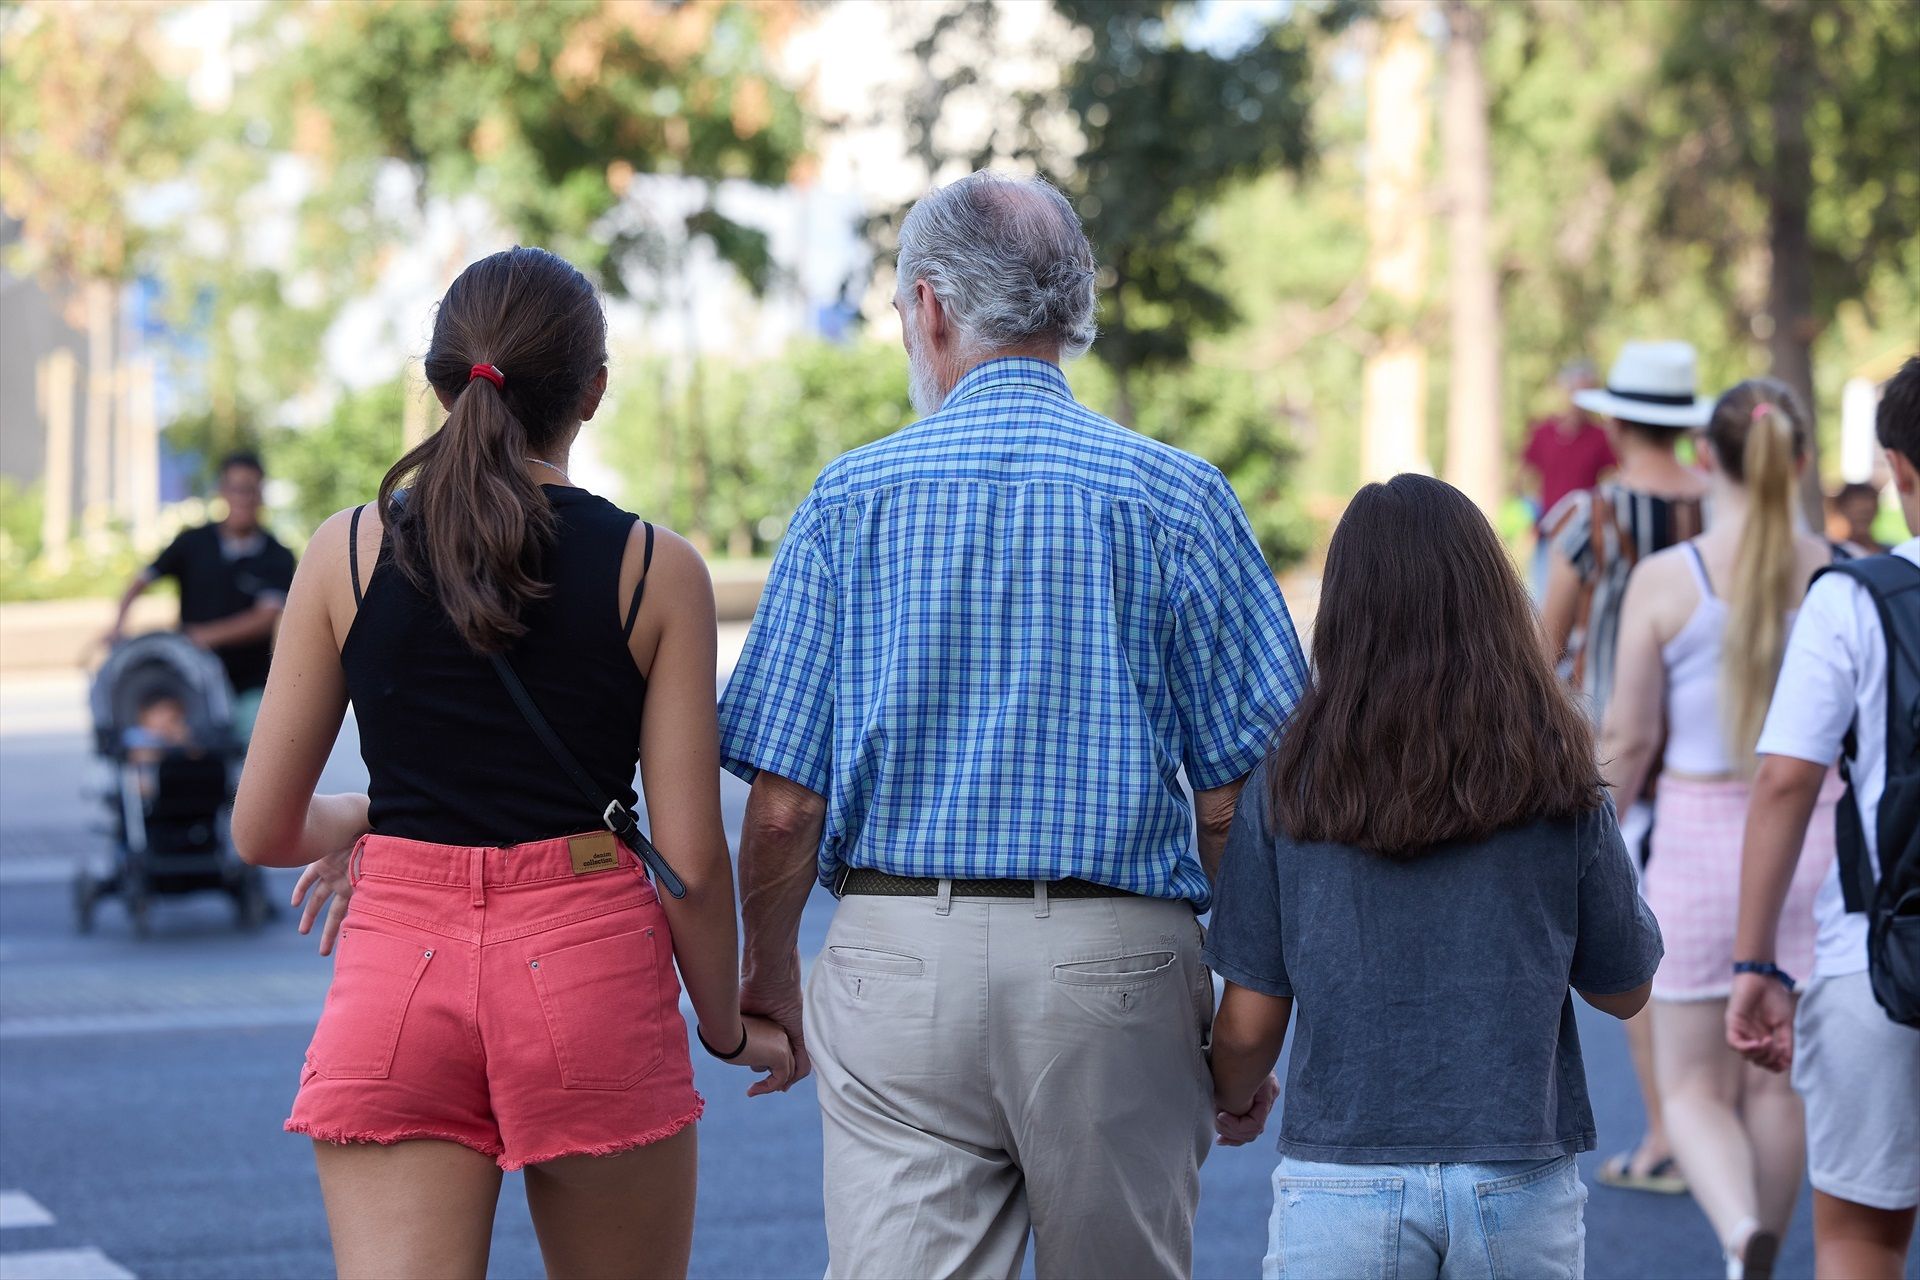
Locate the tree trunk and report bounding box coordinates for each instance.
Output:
[125,354,161,551]
[36,347,79,573]
[1766,0,1823,526]
[1360,0,1434,484]
[81,278,117,550]
[1441,0,1503,513]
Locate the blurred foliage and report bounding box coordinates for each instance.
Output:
[0,2,194,285]
[0,477,152,601]
[270,379,414,538]
[260,0,808,297]
[599,341,1309,566]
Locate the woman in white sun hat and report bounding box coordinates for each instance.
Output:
[1540,339,1712,1202]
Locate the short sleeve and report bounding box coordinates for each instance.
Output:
[1569,799,1664,994]
[1546,490,1597,581]
[717,499,838,795]
[259,542,296,600]
[148,530,189,582]
[1754,575,1861,768]
[1201,763,1291,997]
[1165,470,1308,790]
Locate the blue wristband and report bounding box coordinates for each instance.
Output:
[1732,961,1796,992]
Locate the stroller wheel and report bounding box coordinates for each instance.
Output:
[72,870,97,935]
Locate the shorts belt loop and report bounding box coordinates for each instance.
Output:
[1034,878,1050,919]
[934,878,953,917]
[348,835,368,886]
[470,848,486,909]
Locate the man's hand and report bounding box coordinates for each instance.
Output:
[1214,1073,1279,1147]
[741,951,810,1095]
[1726,971,1795,1073]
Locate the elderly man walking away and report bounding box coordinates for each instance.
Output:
[717,171,1307,1280]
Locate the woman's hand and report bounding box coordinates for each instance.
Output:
[291,842,360,957]
[1214,1073,1280,1147]
[735,1013,798,1098]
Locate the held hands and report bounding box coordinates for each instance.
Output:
[1214,1073,1280,1147]
[742,952,813,1090]
[1726,971,1795,1073]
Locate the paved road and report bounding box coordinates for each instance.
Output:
[2,671,1909,1279]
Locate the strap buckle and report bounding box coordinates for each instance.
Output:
[603,800,638,840]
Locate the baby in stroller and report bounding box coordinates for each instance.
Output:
[76,631,270,935]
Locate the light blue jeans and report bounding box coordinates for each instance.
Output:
[1264,1155,1586,1280]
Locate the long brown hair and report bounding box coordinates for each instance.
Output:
[1267,474,1602,856]
[1701,377,1810,765]
[378,247,607,653]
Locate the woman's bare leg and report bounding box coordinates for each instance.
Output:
[1625,1004,1674,1171]
[1654,1000,1760,1252]
[1813,1191,1917,1280]
[1740,1057,1805,1238]
[523,1125,698,1280]
[314,1139,504,1280]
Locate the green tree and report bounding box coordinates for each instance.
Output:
[265,0,809,297]
[270,379,413,537]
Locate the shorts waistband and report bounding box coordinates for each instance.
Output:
[352,832,647,890]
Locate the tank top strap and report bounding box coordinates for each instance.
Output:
[1682,540,1716,599]
[349,504,367,607]
[622,521,656,641]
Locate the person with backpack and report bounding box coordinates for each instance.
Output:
[1601,376,1842,1279]
[1728,354,1920,1280]
[1540,339,1711,1198]
[1205,473,1663,1280]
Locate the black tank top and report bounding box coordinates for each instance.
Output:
[343,486,652,846]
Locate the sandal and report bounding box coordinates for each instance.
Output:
[1597,1145,1688,1195]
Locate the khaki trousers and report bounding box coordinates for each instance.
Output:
[804,886,1215,1280]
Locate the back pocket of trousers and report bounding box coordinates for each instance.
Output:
[529,927,665,1089]
[1270,1174,1404,1280]
[308,927,435,1080]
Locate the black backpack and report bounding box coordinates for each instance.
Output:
[1818,554,1920,1027]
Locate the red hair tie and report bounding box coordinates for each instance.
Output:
[469,363,505,389]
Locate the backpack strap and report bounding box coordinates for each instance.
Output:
[1811,555,1920,914]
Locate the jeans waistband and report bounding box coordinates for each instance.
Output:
[351,831,650,893]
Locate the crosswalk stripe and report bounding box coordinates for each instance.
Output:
[0,1193,53,1230]
[0,1248,136,1280]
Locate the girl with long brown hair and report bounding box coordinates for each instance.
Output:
[232,247,795,1278]
[1206,473,1663,1279]
[1601,377,1843,1278]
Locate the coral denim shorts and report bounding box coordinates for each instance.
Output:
[285,832,702,1170]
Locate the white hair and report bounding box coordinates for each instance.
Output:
[896,171,1097,360]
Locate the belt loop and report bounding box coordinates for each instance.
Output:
[470,848,486,909]
[348,835,368,886]
[934,878,953,917]
[1034,878,1050,919]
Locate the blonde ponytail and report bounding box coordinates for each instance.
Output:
[1710,380,1809,766]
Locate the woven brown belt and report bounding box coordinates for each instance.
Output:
[836,868,1135,899]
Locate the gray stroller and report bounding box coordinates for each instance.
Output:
[76,631,269,934]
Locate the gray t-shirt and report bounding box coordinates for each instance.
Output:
[1203,764,1663,1164]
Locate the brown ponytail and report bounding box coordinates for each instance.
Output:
[378,248,607,653]
[1703,377,1810,765]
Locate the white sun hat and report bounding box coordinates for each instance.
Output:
[1573,340,1715,429]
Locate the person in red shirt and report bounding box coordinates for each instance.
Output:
[1522,360,1617,596]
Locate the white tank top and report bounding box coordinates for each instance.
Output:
[1660,542,1738,776]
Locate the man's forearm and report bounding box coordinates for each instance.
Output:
[1194,775,1247,884]
[188,602,281,650]
[1735,756,1826,962]
[738,776,826,978]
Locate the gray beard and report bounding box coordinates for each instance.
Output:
[907,343,947,417]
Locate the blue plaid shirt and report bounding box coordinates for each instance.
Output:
[718,358,1306,906]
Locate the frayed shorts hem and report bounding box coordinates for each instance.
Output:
[285,1100,705,1172]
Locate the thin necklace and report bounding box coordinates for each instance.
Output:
[526,457,572,484]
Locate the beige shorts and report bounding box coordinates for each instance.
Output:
[1793,969,1920,1211]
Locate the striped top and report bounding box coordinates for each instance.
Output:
[717,357,1307,907]
[1546,482,1704,722]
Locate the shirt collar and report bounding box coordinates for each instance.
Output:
[945,357,1074,406]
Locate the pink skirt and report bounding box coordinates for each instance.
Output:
[1644,773,1839,1001]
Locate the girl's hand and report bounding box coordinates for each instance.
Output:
[737,1014,798,1098]
[1215,1073,1280,1146]
[291,845,355,956]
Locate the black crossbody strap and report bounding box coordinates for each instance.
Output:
[487,652,687,899]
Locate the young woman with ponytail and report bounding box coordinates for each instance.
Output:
[1602,377,1843,1279]
[232,247,795,1278]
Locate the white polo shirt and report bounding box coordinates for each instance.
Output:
[1755,537,1919,979]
